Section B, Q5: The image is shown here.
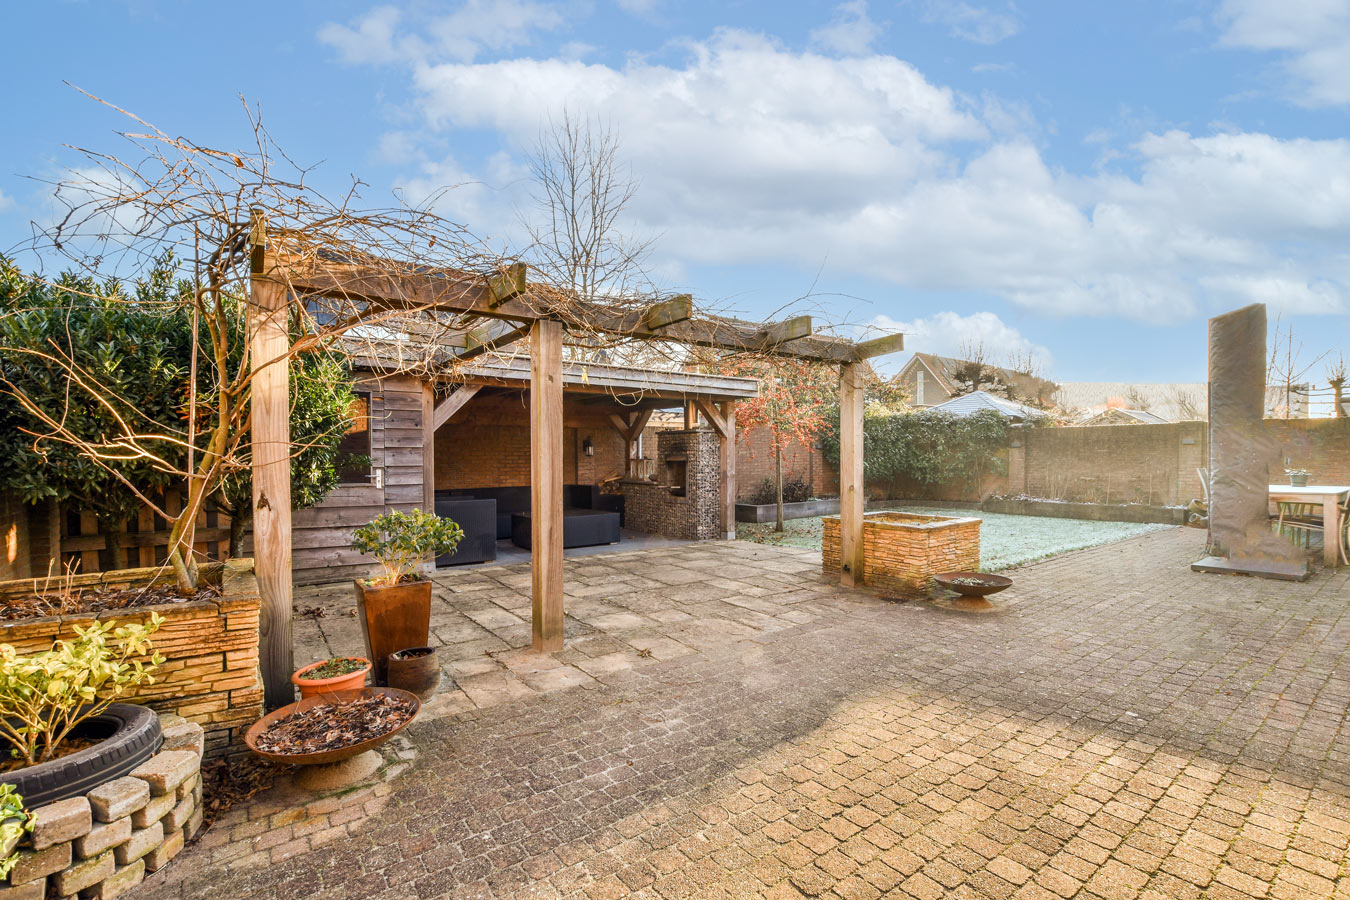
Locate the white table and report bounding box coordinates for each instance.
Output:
[1269,485,1350,566]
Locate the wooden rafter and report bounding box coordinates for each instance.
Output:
[278,251,901,364]
[432,384,481,431]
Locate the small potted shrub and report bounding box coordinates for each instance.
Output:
[291,656,372,699]
[1285,468,1310,487]
[0,616,166,806]
[351,509,463,683]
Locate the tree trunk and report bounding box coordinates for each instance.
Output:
[229,510,249,559]
[775,438,785,533]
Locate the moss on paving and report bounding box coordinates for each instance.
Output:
[735,505,1172,571]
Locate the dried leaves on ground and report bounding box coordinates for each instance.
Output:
[255,695,416,755]
[0,584,220,620]
[200,755,291,828]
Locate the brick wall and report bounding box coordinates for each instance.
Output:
[1005,417,1350,506]
[735,426,838,501]
[0,559,263,759]
[433,392,627,490]
[822,511,980,597]
[621,430,721,540]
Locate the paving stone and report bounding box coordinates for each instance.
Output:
[129,751,198,796]
[8,841,70,884]
[130,792,175,829]
[51,849,114,896]
[142,535,1350,900]
[162,795,195,832]
[86,778,149,824]
[30,797,91,850]
[143,828,184,872]
[113,823,164,866]
[78,858,143,900]
[73,818,132,859]
[0,876,45,900]
[160,722,204,757]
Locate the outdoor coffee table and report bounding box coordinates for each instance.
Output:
[510,509,621,549]
[1269,484,1350,567]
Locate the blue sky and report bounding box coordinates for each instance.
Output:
[2,0,1348,385]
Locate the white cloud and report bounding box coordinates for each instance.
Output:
[346,26,1350,323]
[873,311,1052,373]
[811,1,882,56]
[918,1,1021,45]
[319,0,566,65]
[1217,0,1350,106]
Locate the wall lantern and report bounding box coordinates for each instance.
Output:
[582,437,595,456]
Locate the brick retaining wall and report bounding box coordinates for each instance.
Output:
[3,713,203,899]
[823,511,981,597]
[0,559,263,759]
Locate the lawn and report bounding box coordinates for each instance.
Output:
[735,505,1174,571]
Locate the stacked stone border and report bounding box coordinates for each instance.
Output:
[3,713,204,900]
[0,559,263,759]
[823,511,981,596]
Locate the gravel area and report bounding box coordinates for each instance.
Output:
[735,504,1172,570]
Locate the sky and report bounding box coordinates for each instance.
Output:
[2,0,1349,388]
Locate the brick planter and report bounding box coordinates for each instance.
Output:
[823,511,981,597]
[3,713,203,900]
[0,559,263,759]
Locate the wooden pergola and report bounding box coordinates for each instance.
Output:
[247,218,902,705]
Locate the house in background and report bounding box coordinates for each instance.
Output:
[1055,382,1312,422]
[894,352,1058,409]
[1077,406,1171,426]
[926,390,1050,423]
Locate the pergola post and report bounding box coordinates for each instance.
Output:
[719,401,737,540]
[247,213,294,708]
[530,319,565,651]
[839,362,864,587]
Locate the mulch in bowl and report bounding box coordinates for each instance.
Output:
[254,693,417,756]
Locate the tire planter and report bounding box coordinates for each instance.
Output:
[386,647,440,700]
[0,703,163,808]
[354,579,432,684]
[292,657,372,699]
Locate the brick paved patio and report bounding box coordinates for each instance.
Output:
[145,528,1350,900]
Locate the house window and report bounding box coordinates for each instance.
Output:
[916,370,925,406]
[336,392,373,485]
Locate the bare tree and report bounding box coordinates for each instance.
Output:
[1328,354,1347,418]
[522,112,655,364]
[1266,314,1327,419]
[950,338,1008,398]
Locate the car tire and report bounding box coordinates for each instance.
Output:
[0,704,164,807]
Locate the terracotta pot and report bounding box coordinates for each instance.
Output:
[386,647,440,700]
[291,657,372,699]
[354,578,433,684]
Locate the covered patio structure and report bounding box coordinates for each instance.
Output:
[247,216,902,704]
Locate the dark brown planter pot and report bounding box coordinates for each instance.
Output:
[386,647,440,700]
[354,579,432,684]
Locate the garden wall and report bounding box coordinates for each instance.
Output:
[0,559,264,759]
[4,714,204,900]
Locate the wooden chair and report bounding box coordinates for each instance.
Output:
[1277,501,1324,550]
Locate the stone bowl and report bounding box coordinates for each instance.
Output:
[244,687,420,766]
[933,572,1012,597]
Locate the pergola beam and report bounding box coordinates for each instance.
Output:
[455,323,533,362]
[282,255,894,364]
[758,315,812,348]
[432,384,482,431]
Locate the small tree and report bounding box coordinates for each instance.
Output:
[351,509,464,586]
[0,257,357,566]
[720,357,835,531]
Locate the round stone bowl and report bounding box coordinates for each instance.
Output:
[245,686,420,766]
[932,572,1012,612]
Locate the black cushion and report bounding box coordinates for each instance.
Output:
[510,509,621,549]
[434,497,497,566]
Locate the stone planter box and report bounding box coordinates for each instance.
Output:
[0,559,264,759]
[823,511,981,597]
[735,498,841,524]
[3,713,203,900]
